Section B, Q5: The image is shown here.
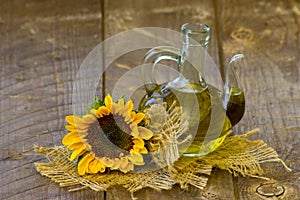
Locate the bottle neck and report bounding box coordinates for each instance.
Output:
[178,23,210,88]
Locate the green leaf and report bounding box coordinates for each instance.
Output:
[77,151,89,165]
[87,96,105,113]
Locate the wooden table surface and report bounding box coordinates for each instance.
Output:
[1,0,299,199]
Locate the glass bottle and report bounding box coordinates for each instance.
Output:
[139,23,245,157]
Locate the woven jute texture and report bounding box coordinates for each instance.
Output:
[34,130,291,196]
[34,104,291,199]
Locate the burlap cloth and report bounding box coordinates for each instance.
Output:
[34,104,291,199]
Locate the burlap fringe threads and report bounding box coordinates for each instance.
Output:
[34,105,291,198]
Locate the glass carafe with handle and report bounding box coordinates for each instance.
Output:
[139,23,245,157]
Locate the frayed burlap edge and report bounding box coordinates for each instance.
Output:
[34,128,291,198]
[34,145,176,193]
[34,104,291,198]
[34,145,211,198]
[200,128,292,179]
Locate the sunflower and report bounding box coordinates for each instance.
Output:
[62,94,153,175]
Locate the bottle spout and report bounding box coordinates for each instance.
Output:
[223,54,245,126]
[224,54,244,92]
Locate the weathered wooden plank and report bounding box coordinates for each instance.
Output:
[3,0,298,199]
[0,0,104,199]
[103,0,235,199]
[216,0,300,199]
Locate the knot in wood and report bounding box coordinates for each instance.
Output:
[230,28,254,42]
[256,183,285,197]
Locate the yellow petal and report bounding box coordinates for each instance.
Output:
[133,138,144,148]
[130,112,136,122]
[111,102,120,114]
[139,147,148,154]
[69,146,86,161]
[133,113,145,124]
[113,103,128,116]
[98,106,110,116]
[62,132,81,145]
[118,157,131,173]
[65,125,82,132]
[120,108,130,118]
[125,100,134,111]
[67,115,86,126]
[88,159,99,174]
[137,127,153,140]
[104,94,112,111]
[78,154,93,175]
[119,162,134,173]
[65,115,75,125]
[118,98,125,107]
[120,157,128,168]
[128,152,144,165]
[65,124,88,132]
[110,158,121,170]
[84,143,92,151]
[65,125,75,131]
[132,146,148,154]
[131,125,139,138]
[82,114,96,124]
[128,162,134,171]
[67,142,84,150]
[125,113,132,123]
[99,157,114,168]
[91,109,102,118]
[95,160,106,172]
[130,147,140,153]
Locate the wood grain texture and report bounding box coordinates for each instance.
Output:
[103,0,235,199]
[216,0,300,199]
[106,169,234,200]
[1,0,299,199]
[103,0,221,96]
[0,0,104,199]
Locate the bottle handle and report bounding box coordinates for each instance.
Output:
[141,46,181,94]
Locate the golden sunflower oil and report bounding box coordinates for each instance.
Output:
[139,82,245,157]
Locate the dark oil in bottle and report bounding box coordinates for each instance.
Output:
[224,87,245,126]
